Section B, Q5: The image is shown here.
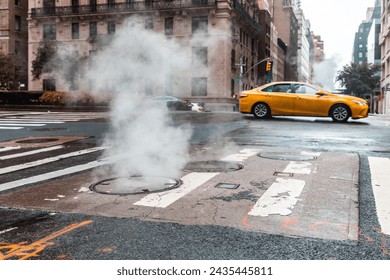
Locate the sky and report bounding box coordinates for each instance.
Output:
[301,0,376,68]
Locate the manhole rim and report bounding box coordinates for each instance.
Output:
[89,175,182,196]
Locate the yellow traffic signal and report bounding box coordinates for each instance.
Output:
[266,60,272,72]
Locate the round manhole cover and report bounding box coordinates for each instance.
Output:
[89,175,182,195]
[184,160,243,172]
[16,138,59,144]
[258,152,316,161]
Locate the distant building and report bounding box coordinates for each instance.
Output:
[353,1,381,65]
[294,8,311,82]
[0,0,28,89]
[273,0,299,81]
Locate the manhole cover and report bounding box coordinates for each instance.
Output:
[184,160,243,172]
[258,152,316,161]
[16,138,59,144]
[89,175,182,195]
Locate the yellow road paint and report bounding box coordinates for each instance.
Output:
[0,220,93,260]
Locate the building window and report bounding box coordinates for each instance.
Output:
[231,49,236,68]
[43,24,56,40]
[145,0,153,8]
[126,0,134,8]
[72,0,79,13]
[90,0,97,12]
[108,21,116,35]
[192,16,208,34]
[43,79,56,91]
[90,22,97,37]
[165,18,173,36]
[192,47,208,66]
[145,18,153,30]
[72,23,80,39]
[43,0,55,15]
[108,0,115,8]
[15,0,21,6]
[15,15,21,31]
[192,78,207,96]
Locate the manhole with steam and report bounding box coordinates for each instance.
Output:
[183,160,243,172]
[89,175,182,195]
[258,152,316,161]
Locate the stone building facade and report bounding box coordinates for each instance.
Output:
[27,0,274,106]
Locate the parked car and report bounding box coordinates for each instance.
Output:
[239,81,369,122]
[152,96,204,112]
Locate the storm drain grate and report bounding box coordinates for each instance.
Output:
[184,160,243,172]
[258,152,316,161]
[90,175,182,195]
[215,183,240,189]
[273,172,294,177]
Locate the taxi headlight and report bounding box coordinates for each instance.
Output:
[352,100,365,106]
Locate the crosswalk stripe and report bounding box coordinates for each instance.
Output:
[0,156,117,193]
[0,147,21,152]
[368,156,390,235]
[248,178,306,217]
[283,161,312,174]
[0,147,105,175]
[0,123,46,127]
[0,145,64,160]
[0,126,23,130]
[133,172,219,208]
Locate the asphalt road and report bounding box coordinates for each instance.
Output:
[0,110,389,265]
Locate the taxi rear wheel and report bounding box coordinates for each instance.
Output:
[330,104,350,122]
[252,103,271,119]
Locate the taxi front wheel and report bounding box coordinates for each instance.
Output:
[330,104,350,122]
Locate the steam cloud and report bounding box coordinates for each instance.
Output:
[312,55,340,91]
[84,18,200,180]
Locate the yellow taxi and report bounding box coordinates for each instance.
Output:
[239,82,369,122]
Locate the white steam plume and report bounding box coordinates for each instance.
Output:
[85,18,198,180]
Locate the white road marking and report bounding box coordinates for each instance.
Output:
[283,161,312,174]
[220,149,261,162]
[0,123,45,127]
[0,156,118,193]
[248,178,306,217]
[0,120,64,124]
[0,126,23,130]
[0,227,18,235]
[0,147,105,175]
[368,157,390,235]
[0,145,64,160]
[133,172,219,208]
[0,147,21,153]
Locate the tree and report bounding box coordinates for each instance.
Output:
[31,40,84,89]
[0,53,16,90]
[335,63,380,98]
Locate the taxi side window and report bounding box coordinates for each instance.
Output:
[263,84,291,93]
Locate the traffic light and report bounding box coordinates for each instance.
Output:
[265,60,273,72]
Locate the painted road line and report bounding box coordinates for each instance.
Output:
[0,156,119,193]
[3,118,66,123]
[0,123,46,127]
[0,120,64,124]
[0,126,23,130]
[368,156,390,235]
[220,149,261,162]
[248,178,306,217]
[0,147,21,153]
[133,172,219,208]
[283,161,312,174]
[0,145,64,160]
[0,147,105,175]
